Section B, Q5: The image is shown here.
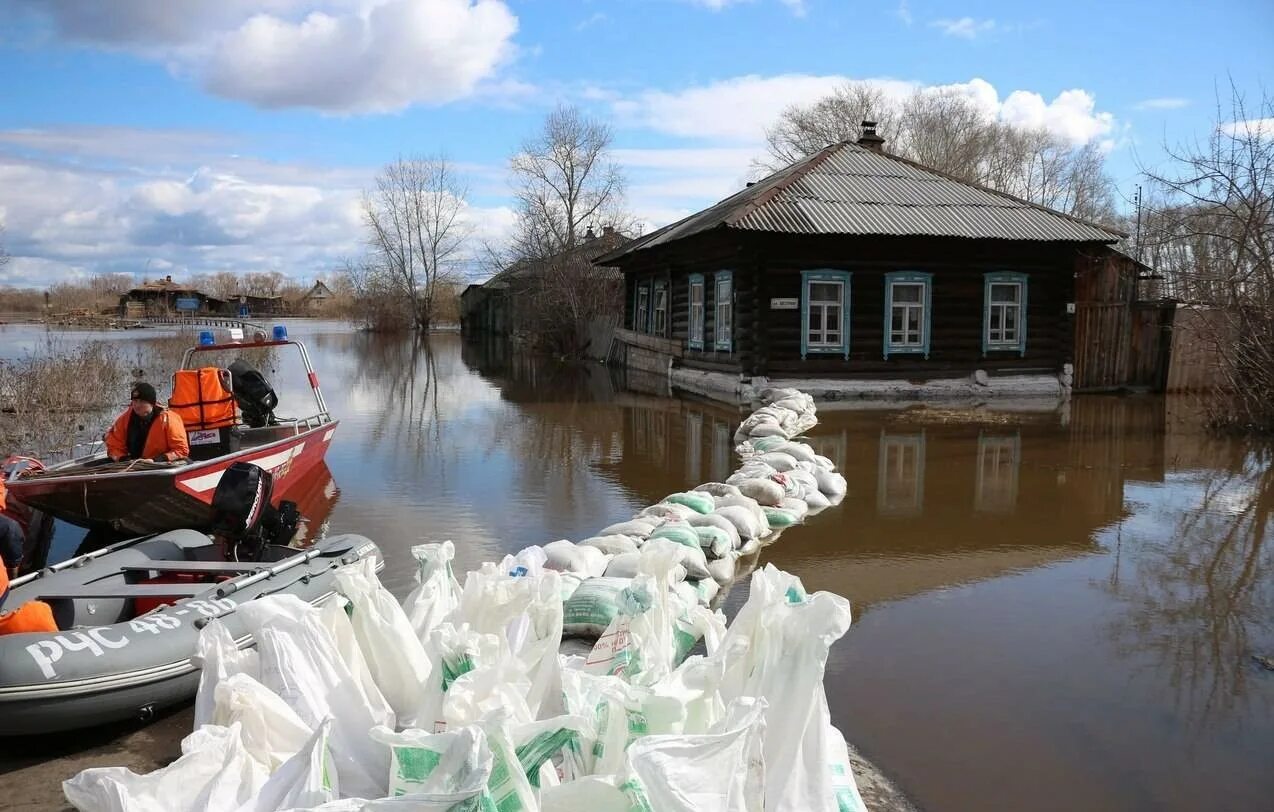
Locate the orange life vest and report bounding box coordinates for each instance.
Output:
[169,367,237,430]
[0,600,58,636]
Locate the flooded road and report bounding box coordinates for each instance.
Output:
[2,320,1272,811]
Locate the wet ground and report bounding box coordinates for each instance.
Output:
[1,321,1271,811]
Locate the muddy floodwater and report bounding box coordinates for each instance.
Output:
[2,320,1272,812]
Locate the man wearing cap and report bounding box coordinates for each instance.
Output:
[104,382,190,463]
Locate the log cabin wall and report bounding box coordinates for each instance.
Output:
[620,231,1098,380]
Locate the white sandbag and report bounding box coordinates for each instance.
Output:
[774,441,818,463]
[735,435,788,456]
[192,619,259,730]
[763,506,800,529]
[599,519,660,539]
[454,567,564,718]
[745,421,787,439]
[692,482,742,499]
[64,723,269,812]
[690,577,721,605]
[648,522,703,551]
[243,719,339,812]
[560,667,652,775]
[713,505,766,541]
[717,566,861,812]
[758,451,799,472]
[685,512,742,550]
[780,497,809,520]
[212,673,313,772]
[402,541,460,641]
[414,622,502,732]
[513,714,593,788]
[813,453,837,471]
[735,477,784,507]
[648,654,728,735]
[562,577,634,638]
[585,553,724,683]
[316,596,395,730]
[540,776,635,812]
[803,487,832,511]
[606,552,685,582]
[643,537,711,581]
[476,712,541,810]
[738,535,763,557]
[760,386,803,402]
[443,656,534,728]
[541,540,609,578]
[334,557,432,727]
[662,491,716,514]
[714,495,768,527]
[707,553,738,585]
[236,595,390,800]
[498,545,550,578]
[769,471,804,499]
[785,469,822,500]
[673,579,701,608]
[368,724,494,805]
[814,468,848,498]
[627,698,767,812]
[638,502,698,522]
[731,459,779,480]
[580,534,640,556]
[693,525,734,558]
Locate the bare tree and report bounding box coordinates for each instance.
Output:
[203,271,243,300]
[1141,84,1274,431]
[762,82,1118,223]
[361,155,471,331]
[510,104,625,259]
[339,256,411,332]
[243,271,285,298]
[505,105,629,357]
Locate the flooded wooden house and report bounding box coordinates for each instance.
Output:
[596,124,1139,402]
[461,227,631,346]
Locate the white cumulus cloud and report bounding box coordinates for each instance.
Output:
[1134,97,1190,111]
[612,74,1113,148]
[18,0,520,114]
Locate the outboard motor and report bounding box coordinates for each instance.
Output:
[209,462,299,561]
[228,360,279,428]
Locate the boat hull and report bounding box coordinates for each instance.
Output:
[0,529,380,736]
[6,422,337,536]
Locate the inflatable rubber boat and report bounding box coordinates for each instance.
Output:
[0,530,381,736]
[0,461,380,736]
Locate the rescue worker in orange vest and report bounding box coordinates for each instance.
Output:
[105,382,189,463]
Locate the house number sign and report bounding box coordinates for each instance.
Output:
[770,298,799,310]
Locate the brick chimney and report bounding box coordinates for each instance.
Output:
[857,120,885,152]
[602,225,614,237]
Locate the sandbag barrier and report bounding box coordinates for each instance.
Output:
[63,388,866,812]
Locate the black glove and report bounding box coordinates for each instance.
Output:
[151,455,168,463]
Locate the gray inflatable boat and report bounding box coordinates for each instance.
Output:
[0,530,381,736]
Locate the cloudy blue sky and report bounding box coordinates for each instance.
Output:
[0,0,1270,287]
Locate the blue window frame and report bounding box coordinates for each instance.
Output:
[688,273,705,350]
[800,270,851,359]
[983,272,1028,355]
[714,271,733,352]
[883,271,932,359]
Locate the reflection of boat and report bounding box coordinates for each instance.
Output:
[4,331,338,536]
[0,463,378,736]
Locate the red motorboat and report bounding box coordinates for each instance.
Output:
[4,329,338,536]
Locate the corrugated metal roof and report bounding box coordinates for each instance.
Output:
[598,142,1123,264]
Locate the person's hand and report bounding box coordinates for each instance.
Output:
[151,455,169,463]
